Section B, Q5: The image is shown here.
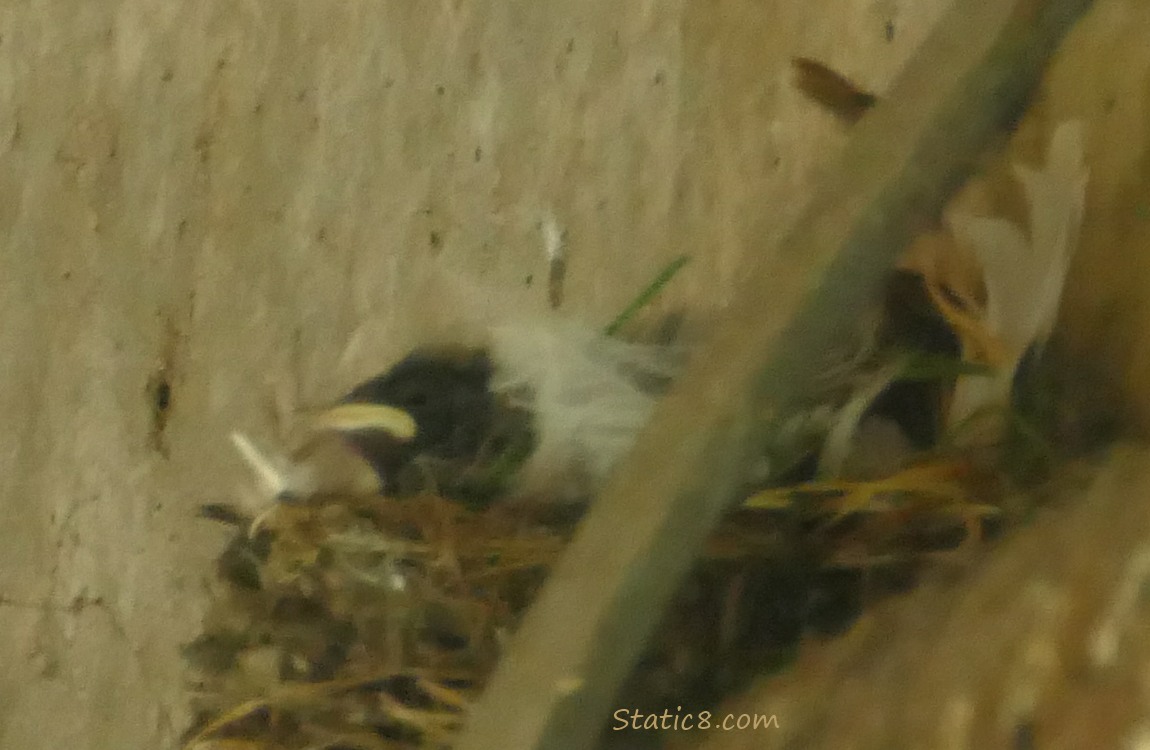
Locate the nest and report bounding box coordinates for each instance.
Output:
[180,451,1022,750]
[182,494,564,749]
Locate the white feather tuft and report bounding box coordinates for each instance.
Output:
[540,211,567,264]
[486,320,683,499]
[947,120,1088,424]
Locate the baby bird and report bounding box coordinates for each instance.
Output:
[323,321,681,504]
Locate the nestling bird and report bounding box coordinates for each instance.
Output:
[320,320,681,504]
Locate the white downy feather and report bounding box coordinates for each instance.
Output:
[947,121,1088,425]
[486,320,684,500]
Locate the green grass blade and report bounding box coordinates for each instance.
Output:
[604,255,691,337]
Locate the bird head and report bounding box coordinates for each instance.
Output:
[319,348,499,494]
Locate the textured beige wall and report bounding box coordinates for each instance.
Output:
[1036,1,1150,426]
[0,2,948,747]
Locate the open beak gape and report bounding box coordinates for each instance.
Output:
[312,402,419,443]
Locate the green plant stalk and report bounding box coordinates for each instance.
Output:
[604,255,691,337]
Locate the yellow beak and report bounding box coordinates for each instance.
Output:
[312,402,418,442]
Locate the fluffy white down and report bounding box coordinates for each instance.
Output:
[486,320,683,499]
[947,120,1087,425]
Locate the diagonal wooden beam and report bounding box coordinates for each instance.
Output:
[455,1,1095,748]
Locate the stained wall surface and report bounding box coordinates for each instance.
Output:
[0,3,949,747]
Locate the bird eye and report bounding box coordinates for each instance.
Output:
[400,388,430,409]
